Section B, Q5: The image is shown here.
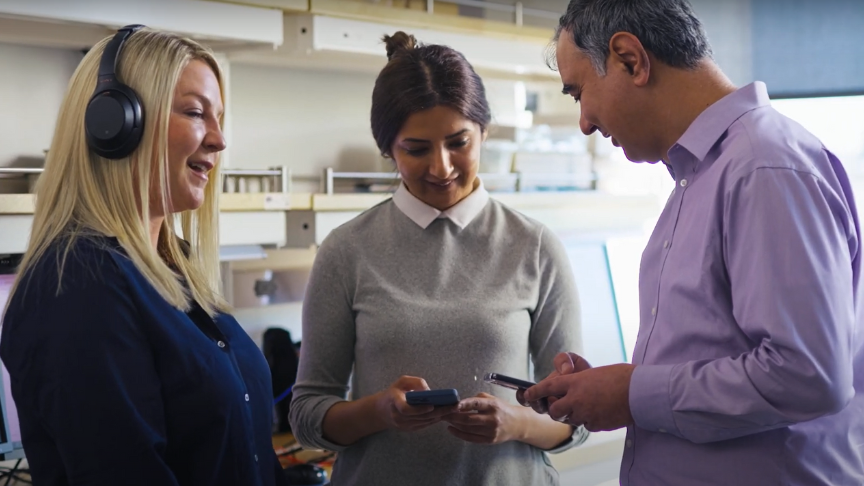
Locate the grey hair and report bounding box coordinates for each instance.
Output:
[548,0,712,75]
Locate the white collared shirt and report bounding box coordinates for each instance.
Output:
[391,179,490,229]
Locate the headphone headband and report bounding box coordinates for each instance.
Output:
[97,24,145,82]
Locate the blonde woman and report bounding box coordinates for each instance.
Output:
[0,27,288,486]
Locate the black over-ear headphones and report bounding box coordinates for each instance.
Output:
[85,24,146,159]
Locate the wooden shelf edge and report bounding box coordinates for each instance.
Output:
[307,0,554,44]
[1,191,662,215]
[207,0,309,12]
[0,194,35,215]
[312,193,392,211]
[0,193,314,215]
[220,192,313,211]
[209,0,556,43]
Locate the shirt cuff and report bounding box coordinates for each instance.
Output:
[292,395,352,453]
[629,364,679,436]
[544,425,590,454]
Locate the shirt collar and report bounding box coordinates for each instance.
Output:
[672,81,771,164]
[392,179,490,230]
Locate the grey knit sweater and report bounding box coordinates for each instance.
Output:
[289,198,585,486]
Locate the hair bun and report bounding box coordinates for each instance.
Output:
[383,31,417,60]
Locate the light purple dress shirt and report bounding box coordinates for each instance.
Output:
[623,82,864,485]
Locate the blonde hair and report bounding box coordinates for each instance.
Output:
[9,28,228,316]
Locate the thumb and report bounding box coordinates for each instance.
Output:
[554,352,575,374]
[477,392,495,399]
[555,352,591,374]
[571,353,592,372]
[395,375,430,391]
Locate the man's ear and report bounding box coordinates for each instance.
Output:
[481,128,488,143]
[608,32,650,87]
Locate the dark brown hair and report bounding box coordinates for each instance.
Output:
[371,31,492,157]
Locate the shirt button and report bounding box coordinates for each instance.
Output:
[680,179,688,187]
[651,307,657,316]
[658,428,667,433]
[625,439,633,448]
[245,394,250,402]
[254,454,258,462]
[663,240,670,249]
[217,341,226,348]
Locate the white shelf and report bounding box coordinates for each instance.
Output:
[0,191,662,253]
[0,193,312,214]
[228,11,559,80]
[0,0,283,50]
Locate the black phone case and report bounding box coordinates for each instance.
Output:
[405,389,460,406]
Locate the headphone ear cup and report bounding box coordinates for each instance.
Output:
[84,83,144,160]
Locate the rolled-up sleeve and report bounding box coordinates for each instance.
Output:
[288,233,357,452]
[630,166,857,444]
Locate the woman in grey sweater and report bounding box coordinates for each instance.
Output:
[289,31,587,485]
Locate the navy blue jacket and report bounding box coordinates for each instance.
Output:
[1,236,287,486]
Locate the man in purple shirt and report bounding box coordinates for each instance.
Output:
[523,0,864,484]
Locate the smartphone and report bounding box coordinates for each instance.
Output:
[405,389,460,407]
[483,373,536,390]
[485,373,549,412]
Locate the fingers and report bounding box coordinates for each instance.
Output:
[394,375,430,392]
[394,400,457,418]
[547,396,577,425]
[392,391,433,416]
[553,352,576,374]
[523,375,573,403]
[570,353,592,373]
[390,404,456,431]
[519,352,590,415]
[515,389,528,407]
[442,411,489,427]
[530,397,549,415]
[400,417,442,431]
[456,395,496,414]
[396,401,434,416]
[446,426,493,444]
[518,388,549,414]
[553,352,592,375]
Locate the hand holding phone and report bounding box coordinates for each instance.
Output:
[376,376,457,433]
[484,372,550,413]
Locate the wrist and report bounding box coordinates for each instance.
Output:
[512,404,532,442]
[515,404,574,450]
[370,391,391,430]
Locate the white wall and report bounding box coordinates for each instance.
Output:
[0,43,81,164]
[0,43,80,191]
[228,63,384,191]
